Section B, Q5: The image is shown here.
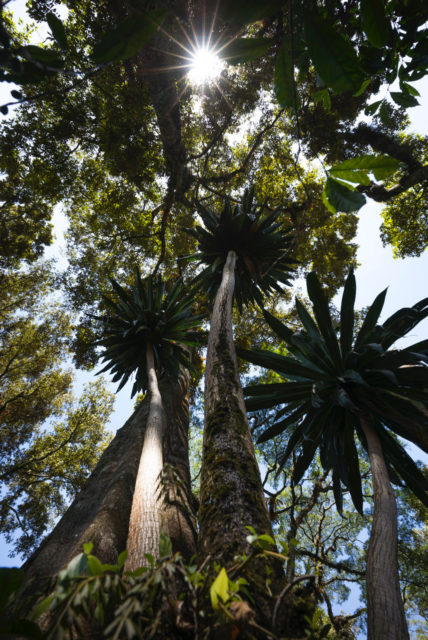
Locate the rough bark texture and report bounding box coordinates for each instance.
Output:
[22,398,150,596]
[162,370,197,559]
[124,344,164,571]
[198,250,284,619]
[360,414,410,640]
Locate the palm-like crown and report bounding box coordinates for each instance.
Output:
[187,187,296,310]
[239,269,428,513]
[96,271,203,397]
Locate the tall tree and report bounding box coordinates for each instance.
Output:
[240,270,428,639]
[188,188,295,617]
[96,272,201,569]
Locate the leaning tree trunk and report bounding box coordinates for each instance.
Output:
[21,371,195,598]
[199,250,284,617]
[360,414,409,640]
[124,343,164,571]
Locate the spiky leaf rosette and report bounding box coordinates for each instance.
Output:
[95,271,203,397]
[186,187,296,311]
[238,269,428,514]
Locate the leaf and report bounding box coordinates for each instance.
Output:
[11,89,22,99]
[360,0,390,48]
[329,154,400,183]
[313,88,331,110]
[340,268,356,355]
[46,12,67,50]
[31,596,54,621]
[210,567,230,610]
[399,81,420,97]
[223,37,272,64]
[391,91,419,108]
[159,533,172,557]
[117,549,128,568]
[364,99,382,115]
[92,9,167,63]
[353,77,371,97]
[322,177,366,213]
[303,10,365,93]
[274,40,295,108]
[83,542,94,555]
[23,45,64,66]
[87,555,104,576]
[58,552,88,580]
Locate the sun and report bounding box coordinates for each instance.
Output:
[187,47,224,85]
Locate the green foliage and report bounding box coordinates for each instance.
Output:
[240,269,428,514]
[187,186,295,311]
[0,379,114,557]
[96,272,203,396]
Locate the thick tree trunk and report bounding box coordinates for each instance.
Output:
[22,398,150,597]
[124,343,164,571]
[199,250,283,615]
[22,370,194,595]
[360,414,409,640]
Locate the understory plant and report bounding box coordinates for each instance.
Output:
[239,268,428,640]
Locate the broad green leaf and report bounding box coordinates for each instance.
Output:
[329,155,400,182]
[210,567,229,610]
[46,12,67,50]
[360,0,390,48]
[222,37,272,64]
[364,99,382,115]
[353,77,371,97]
[303,11,365,93]
[92,10,167,63]
[23,45,63,66]
[159,533,172,557]
[274,41,295,108]
[323,177,366,213]
[391,91,419,108]
[31,596,54,621]
[83,541,94,554]
[313,88,331,110]
[58,552,88,580]
[87,555,104,576]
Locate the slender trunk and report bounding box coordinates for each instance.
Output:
[162,368,197,559]
[199,250,283,615]
[360,414,409,640]
[124,343,164,571]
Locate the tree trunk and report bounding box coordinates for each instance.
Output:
[199,250,283,615]
[124,343,164,571]
[360,414,409,640]
[162,369,197,560]
[21,370,194,596]
[22,398,150,598]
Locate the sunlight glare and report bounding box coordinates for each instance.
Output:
[187,47,224,85]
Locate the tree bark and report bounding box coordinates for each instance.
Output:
[22,398,150,597]
[21,369,195,595]
[199,250,283,615]
[360,414,409,640]
[124,343,164,571]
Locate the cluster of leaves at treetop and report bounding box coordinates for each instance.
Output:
[186,186,295,312]
[240,269,428,515]
[95,272,203,397]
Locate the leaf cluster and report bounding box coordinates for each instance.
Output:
[96,271,204,397]
[241,269,428,514]
[187,186,295,311]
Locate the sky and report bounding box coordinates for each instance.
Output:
[1,2,428,633]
